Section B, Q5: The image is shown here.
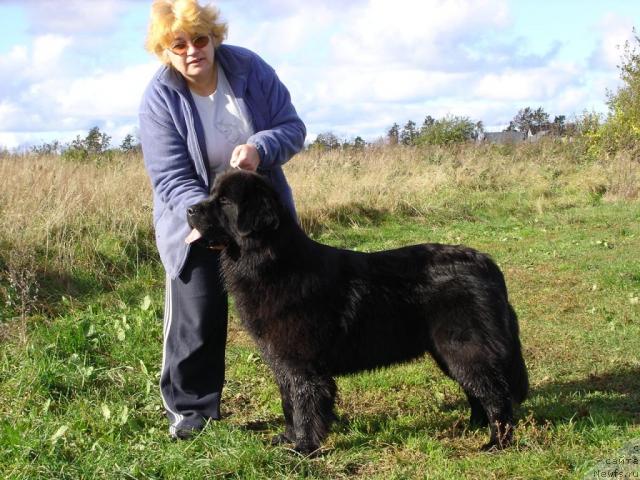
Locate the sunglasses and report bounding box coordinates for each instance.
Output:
[168,35,210,56]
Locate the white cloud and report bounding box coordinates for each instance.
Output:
[295,65,465,106]
[552,87,591,116]
[219,0,367,22]
[29,34,72,78]
[590,13,635,70]
[0,132,23,150]
[0,41,157,134]
[0,45,29,94]
[329,0,510,69]
[473,62,580,102]
[0,44,28,69]
[0,34,71,94]
[22,0,131,34]
[224,4,336,64]
[239,0,516,139]
[0,130,82,151]
[0,101,20,129]
[108,121,140,146]
[54,62,158,118]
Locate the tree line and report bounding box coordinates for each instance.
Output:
[310,107,600,151]
[312,32,640,156]
[12,31,640,161]
[26,128,140,162]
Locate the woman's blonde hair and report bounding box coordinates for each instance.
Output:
[145,0,228,64]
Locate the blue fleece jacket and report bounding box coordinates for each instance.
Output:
[139,44,306,278]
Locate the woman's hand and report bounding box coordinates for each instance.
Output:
[230,144,260,171]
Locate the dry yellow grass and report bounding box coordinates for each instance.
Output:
[0,142,637,274]
[0,154,151,273]
[284,143,639,230]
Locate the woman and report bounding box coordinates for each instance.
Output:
[139,0,306,439]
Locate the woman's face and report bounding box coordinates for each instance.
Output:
[166,32,215,85]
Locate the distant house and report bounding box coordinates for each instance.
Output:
[476,131,527,144]
[527,130,549,143]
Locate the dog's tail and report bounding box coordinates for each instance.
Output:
[506,304,529,404]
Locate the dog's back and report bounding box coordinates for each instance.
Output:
[325,243,524,381]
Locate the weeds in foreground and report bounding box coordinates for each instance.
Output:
[2,250,40,323]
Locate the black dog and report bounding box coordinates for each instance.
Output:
[187,170,528,454]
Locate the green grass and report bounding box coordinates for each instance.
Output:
[1,198,639,479]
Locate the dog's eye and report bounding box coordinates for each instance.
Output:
[218,196,231,205]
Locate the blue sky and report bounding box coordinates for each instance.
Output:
[0,0,638,150]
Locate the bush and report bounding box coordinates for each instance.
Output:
[62,126,113,164]
[416,115,476,146]
[596,31,640,158]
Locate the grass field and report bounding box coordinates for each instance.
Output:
[0,143,639,479]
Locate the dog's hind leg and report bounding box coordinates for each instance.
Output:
[434,345,515,449]
[457,370,514,449]
[430,348,489,430]
[289,373,337,455]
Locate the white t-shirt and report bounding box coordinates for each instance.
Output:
[190,64,255,177]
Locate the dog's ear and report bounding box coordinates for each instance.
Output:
[236,190,280,236]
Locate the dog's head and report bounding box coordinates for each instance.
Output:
[187,170,282,249]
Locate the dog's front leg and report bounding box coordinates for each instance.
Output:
[289,373,337,455]
[271,370,296,446]
[480,394,514,450]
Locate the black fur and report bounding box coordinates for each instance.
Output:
[187,170,528,454]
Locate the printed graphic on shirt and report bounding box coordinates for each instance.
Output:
[191,64,254,177]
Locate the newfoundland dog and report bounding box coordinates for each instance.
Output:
[186,170,528,454]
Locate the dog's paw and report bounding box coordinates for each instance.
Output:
[293,441,321,457]
[271,433,294,446]
[481,440,501,452]
[481,436,513,451]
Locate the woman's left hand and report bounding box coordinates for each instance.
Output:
[230,144,260,171]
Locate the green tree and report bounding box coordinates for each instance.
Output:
[551,115,566,136]
[387,123,399,145]
[353,136,366,149]
[575,110,602,136]
[417,115,476,146]
[120,133,139,152]
[421,115,435,133]
[311,131,341,150]
[30,140,61,156]
[400,120,418,146]
[508,107,550,134]
[63,126,113,162]
[85,126,111,154]
[598,30,640,155]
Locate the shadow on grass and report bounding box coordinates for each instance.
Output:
[241,417,283,434]
[30,246,160,316]
[237,367,640,453]
[300,203,393,237]
[39,270,103,300]
[0,227,160,315]
[526,367,640,425]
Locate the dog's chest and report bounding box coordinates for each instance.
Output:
[231,281,285,334]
